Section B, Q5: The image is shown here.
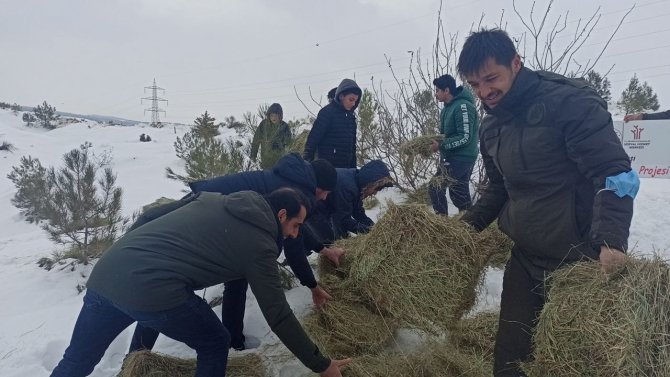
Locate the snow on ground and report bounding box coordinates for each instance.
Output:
[0,109,669,376]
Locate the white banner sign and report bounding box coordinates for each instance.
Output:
[614,120,670,179]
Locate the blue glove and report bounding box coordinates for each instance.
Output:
[605,171,640,199]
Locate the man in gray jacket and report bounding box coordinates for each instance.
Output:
[50,189,350,377]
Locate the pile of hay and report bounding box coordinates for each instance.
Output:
[118,350,265,377]
[524,258,670,377]
[342,341,491,377]
[450,310,499,357]
[400,134,445,158]
[332,203,509,331]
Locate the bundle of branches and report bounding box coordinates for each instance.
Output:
[333,203,508,332]
[399,134,444,158]
[118,350,265,377]
[450,310,499,357]
[524,257,670,377]
[342,340,491,377]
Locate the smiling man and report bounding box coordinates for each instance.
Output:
[457,29,638,376]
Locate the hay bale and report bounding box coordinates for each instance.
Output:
[141,197,177,214]
[400,135,445,158]
[450,310,499,357]
[334,203,505,332]
[118,350,265,377]
[524,258,670,377]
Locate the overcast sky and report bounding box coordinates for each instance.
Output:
[1,0,668,124]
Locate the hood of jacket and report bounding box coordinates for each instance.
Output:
[267,103,284,120]
[334,78,363,111]
[449,86,476,107]
[356,160,392,189]
[221,191,279,240]
[272,153,317,193]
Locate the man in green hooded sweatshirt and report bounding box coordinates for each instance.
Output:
[251,103,293,169]
[428,74,479,215]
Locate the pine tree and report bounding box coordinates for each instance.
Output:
[40,143,125,263]
[192,111,219,138]
[22,112,37,126]
[616,75,660,115]
[166,131,247,183]
[7,156,49,223]
[33,101,59,129]
[584,71,612,103]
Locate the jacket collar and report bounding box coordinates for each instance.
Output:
[485,66,539,116]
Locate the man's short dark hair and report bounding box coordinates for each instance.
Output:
[265,188,311,219]
[433,74,457,93]
[457,28,518,78]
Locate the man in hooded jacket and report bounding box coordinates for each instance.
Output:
[304,79,362,168]
[50,189,351,377]
[250,103,293,169]
[428,74,479,215]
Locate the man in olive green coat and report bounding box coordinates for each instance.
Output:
[251,103,293,169]
[50,189,350,377]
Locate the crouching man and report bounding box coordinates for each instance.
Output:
[50,189,350,377]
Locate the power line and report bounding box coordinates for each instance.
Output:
[141,79,168,127]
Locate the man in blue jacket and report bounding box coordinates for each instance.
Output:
[303,160,394,252]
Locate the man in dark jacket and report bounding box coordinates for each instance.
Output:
[250,103,293,169]
[624,109,670,122]
[303,79,362,168]
[428,74,479,215]
[457,29,637,376]
[302,160,393,252]
[50,189,351,377]
[128,153,340,352]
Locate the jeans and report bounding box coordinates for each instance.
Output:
[493,249,546,376]
[428,159,475,215]
[52,289,230,377]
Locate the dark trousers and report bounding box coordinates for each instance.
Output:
[52,290,230,377]
[428,159,475,215]
[129,279,248,352]
[493,250,547,377]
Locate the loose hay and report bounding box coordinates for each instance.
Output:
[333,203,508,332]
[342,341,491,377]
[524,257,670,377]
[400,135,445,158]
[450,310,499,357]
[118,350,266,377]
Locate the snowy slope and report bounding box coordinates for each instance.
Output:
[0,109,668,376]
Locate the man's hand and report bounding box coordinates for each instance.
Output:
[599,245,627,273]
[321,246,345,267]
[319,358,352,377]
[429,139,439,153]
[311,285,332,310]
[623,113,643,122]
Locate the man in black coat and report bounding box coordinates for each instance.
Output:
[457,29,638,376]
[304,79,362,168]
[128,153,340,352]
